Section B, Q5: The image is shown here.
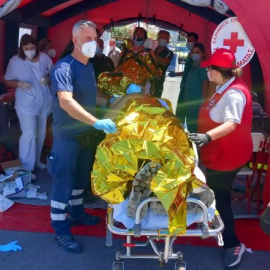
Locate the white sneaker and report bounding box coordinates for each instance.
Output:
[35,162,47,170]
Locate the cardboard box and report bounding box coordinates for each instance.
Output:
[0,160,31,198]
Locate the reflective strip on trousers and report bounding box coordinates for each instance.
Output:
[51,200,67,210]
[71,189,84,196]
[51,213,67,221]
[69,198,83,206]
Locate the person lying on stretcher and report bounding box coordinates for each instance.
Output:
[91,84,215,234]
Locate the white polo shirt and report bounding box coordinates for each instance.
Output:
[209,77,246,124]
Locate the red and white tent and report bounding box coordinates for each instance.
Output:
[0,0,269,204]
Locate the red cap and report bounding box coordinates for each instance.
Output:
[201,48,238,68]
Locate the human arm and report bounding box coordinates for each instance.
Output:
[104,93,142,120]
[4,58,31,89]
[58,91,98,126]
[155,54,171,67]
[168,71,184,77]
[189,121,237,147]
[58,91,116,133]
[190,89,245,146]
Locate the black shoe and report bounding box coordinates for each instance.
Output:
[68,212,100,227]
[54,235,82,253]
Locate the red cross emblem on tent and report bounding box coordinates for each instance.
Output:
[223,32,245,53]
[211,17,255,68]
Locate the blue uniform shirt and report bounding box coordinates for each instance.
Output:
[51,55,97,138]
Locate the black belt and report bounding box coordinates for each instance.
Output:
[75,129,105,148]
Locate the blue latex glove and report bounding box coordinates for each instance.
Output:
[0,241,22,252]
[93,119,117,134]
[168,71,177,77]
[126,84,142,95]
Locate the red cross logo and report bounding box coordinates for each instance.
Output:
[223,32,244,53]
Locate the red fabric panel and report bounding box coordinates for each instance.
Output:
[0,203,269,251]
[242,63,252,89]
[48,14,86,60]
[225,0,270,115]
[42,0,83,16]
[48,0,211,60]
[17,0,33,8]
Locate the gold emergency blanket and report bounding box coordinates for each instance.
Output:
[92,96,207,235]
[98,39,162,96]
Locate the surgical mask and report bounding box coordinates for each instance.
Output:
[47,49,56,58]
[78,40,97,58]
[24,50,36,60]
[191,54,200,62]
[158,39,167,47]
[186,42,194,51]
[134,40,144,46]
[109,46,114,52]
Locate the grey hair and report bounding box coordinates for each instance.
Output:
[72,20,97,37]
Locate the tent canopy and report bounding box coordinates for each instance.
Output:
[2,0,233,30]
[0,0,270,114]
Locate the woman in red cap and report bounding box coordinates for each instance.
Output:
[189,48,253,268]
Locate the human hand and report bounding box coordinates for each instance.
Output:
[18,81,31,89]
[93,119,117,134]
[0,240,22,252]
[168,72,177,77]
[189,133,212,147]
[40,76,50,85]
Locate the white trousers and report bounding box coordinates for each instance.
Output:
[17,110,48,170]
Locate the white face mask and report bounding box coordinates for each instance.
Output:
[24,50,36,60]
[158,39,167,47]
[109,46,115,52]
[191,53,200,62]
[47,49,56,58]
[186,42,194,51]
[78,40,97,58]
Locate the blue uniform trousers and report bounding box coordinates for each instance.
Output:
[47,137,96,236]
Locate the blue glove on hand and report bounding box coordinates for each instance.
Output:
[168,71,177,77]
[0,241,22,252]
[93,119,117,134]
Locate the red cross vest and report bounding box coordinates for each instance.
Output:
[198,77,253,171]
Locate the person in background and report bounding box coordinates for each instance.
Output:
[4,34,52,172]
[118,27,148,65]
[91,38,115,118]
[168,32,199,121]
[108,38,121,68]
[184,43,208,132]
[49,20,116,254]
[91,39,114,80]
[189,48,252,268]
[38,38,56,59]
[153,30,173,98]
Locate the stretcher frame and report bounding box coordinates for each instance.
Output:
[106,196,224,270]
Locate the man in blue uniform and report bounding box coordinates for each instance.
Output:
[49,20,116,253]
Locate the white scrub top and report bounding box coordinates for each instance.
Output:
[209,77,247,124]
[5,52,53,116]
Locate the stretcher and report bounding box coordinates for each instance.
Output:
[105,166,224,270]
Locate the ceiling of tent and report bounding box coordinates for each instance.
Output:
[1,0,234,31]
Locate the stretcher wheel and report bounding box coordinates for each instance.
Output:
[112,261,124,270]
[175,261,186,270]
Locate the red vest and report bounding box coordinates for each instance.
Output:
[198,77,253,171]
